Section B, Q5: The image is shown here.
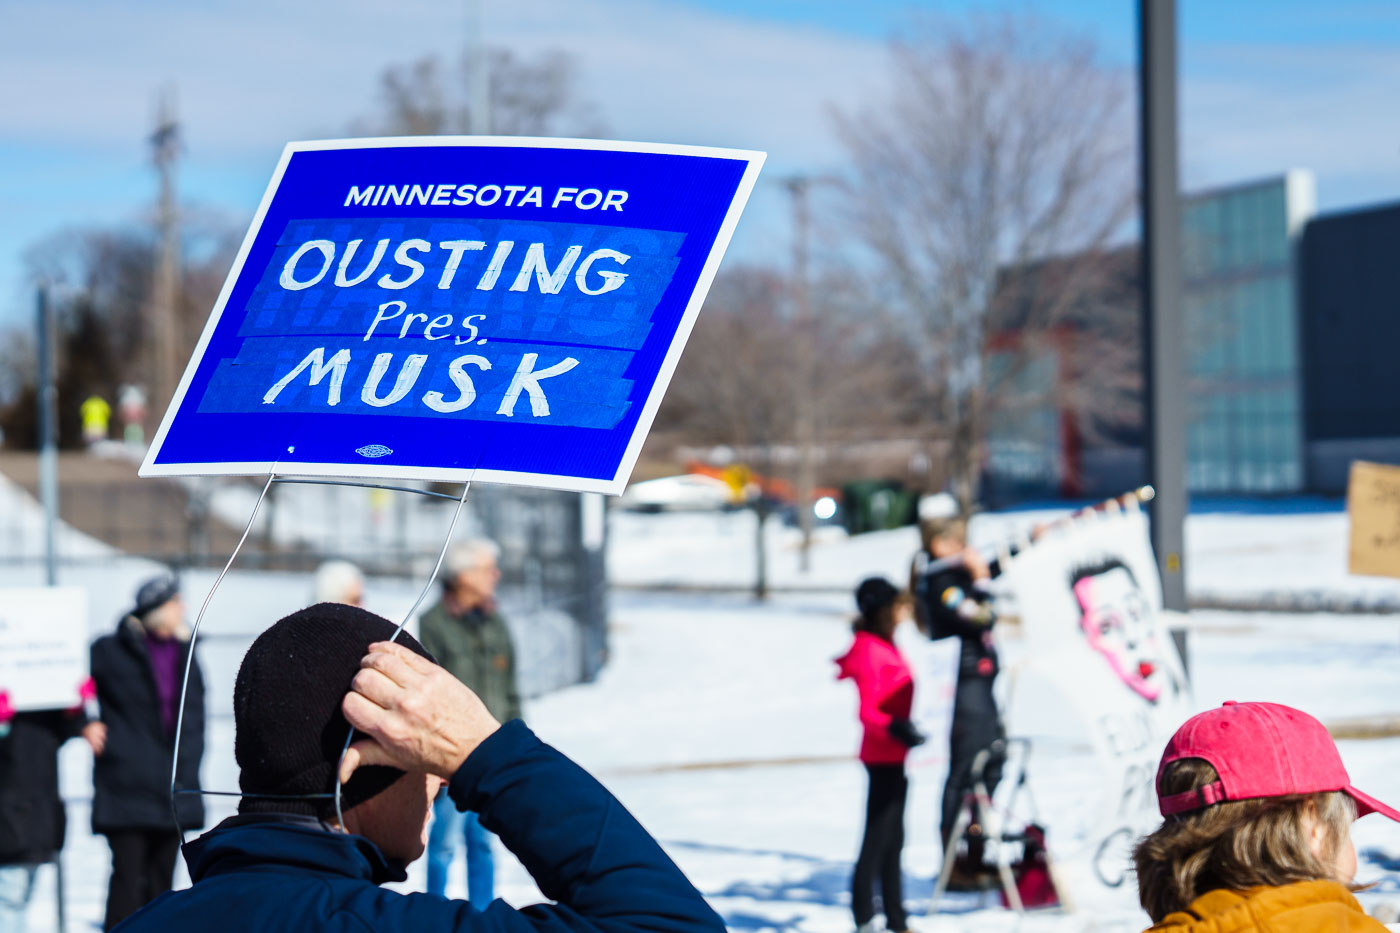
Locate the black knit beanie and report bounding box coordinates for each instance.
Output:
[234,602,434,819]
[855,576,900,620]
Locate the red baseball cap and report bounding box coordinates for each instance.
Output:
[1157,701,1400,821]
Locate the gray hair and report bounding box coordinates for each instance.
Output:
[443,538,501,581]
[313,560,364,605]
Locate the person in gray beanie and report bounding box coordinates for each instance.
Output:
[114,602,723,933]
[90,572,203,930]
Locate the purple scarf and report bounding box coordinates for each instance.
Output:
[144,634,182,736]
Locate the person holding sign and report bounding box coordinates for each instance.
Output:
[835,577,923,933]
[910,515,1008,890]
[89,575,205,930]
[0,705,103,933]
[112,603,724,933]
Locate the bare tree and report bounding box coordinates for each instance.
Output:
[659,266,795,463]
[835,13,1135,514]
[356,47,605,137]
[2,213,238,447]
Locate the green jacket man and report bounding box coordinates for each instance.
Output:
[418,538,519,903]
[418,541,521,728]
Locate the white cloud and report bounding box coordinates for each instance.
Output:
[0,0,886,168]
[1180,41,1400,207]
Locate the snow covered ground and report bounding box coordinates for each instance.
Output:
[3,482,1400,931]
[608,501,1400,607]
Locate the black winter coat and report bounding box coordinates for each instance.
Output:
[912,553,1003,681]
[90,618,204,833]
[0,710,84,863]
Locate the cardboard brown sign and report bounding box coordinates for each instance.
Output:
[1346,460,1400,579]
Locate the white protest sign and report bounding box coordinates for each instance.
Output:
[1000,505,1191,906]
[903,628,961,776]
[0,587,89,711]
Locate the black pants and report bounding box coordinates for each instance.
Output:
[940,676,1005,857]
[852,763,908,931]
[103,829,180,930]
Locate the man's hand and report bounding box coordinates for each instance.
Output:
[340,641,500,783]
[82,721,107,756]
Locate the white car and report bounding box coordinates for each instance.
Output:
[618,474,735,512]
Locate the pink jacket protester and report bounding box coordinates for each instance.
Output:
[835,630,915,765]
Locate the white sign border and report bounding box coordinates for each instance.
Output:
[139,136,766,495]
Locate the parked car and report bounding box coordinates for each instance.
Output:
[618,474,736,512]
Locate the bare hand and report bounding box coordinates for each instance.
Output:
[962,547,991,581]
[83,721,107,757]
[339,641,500,783]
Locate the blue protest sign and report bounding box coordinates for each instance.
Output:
[140,137,764,493]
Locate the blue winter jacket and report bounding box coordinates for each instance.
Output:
[115,721,724,933]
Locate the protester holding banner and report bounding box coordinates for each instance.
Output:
[89,574,204,931]
[113,603,724,933]
[419,539,519,905]
[910,515,1008,889]
[835,577,924,933]
[1133,701,1400,931]
[0,705,103,933]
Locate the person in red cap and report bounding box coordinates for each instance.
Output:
[1134,701,1400,931]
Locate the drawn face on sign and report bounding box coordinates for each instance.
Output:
[1071,560,1165,702]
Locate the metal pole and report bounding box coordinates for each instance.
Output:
[784,177,816,573]
[150,88,181,427]
[37,285,59,586]
[753,501,769,601]
[54,857,65,933]
[1138,0,1190,661]
[467,0,491,134]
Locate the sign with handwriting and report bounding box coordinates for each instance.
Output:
[1347,460,1400,578]
[141,137,764,493]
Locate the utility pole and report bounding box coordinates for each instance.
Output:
[149,87,181,433]
[1138,0,1190,663]
[36,286,59,587]
[782,176,817,573]
[467,0,491,134]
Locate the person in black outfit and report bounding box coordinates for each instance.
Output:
[910,516,1008,889]
[0,706,102,933]
[89,575,204,930]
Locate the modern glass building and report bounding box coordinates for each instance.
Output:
[984,171,1318,502]
[1180,171,1315,493]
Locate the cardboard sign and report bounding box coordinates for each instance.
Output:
[140,137,764,493]
[0,587,89,711]
[1347,460,1400,579]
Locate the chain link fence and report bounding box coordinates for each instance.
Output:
[0,455,608,689]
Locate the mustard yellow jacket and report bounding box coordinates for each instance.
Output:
[1147,881,1387,932]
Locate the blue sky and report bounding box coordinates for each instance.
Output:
[2,0,1399,331]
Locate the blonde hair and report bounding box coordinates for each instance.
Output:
[918,516,967,552]
[1133,758,1356,922]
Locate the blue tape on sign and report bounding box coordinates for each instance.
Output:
[239,217,681,352]
[197,336,634,430]
[140,139,764,491]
